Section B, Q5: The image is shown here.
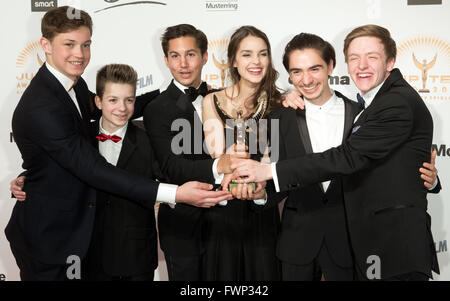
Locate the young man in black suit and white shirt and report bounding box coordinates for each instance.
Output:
[268,33,360,280]
[143,24,249,281]
[83,64,163,281]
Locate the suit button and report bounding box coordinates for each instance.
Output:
[322,198,328,204]
[88,201,95,208]
[106,200,111,206]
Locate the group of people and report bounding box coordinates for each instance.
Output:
[7,6,441,281]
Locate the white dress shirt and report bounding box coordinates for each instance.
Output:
[353,81,384,122]
[304,91,345,191]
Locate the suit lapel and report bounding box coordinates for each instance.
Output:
[116,123,137,169]
[352,69,402,128]
[295,108,324,193]
[295,109,313,154]
[42,64,91,137]
[168,81,202,127]
[343,97,355,142]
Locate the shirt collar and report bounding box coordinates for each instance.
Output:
[304,90,337,112]
[173,79,203,94]
[358,81,384,108]
[45,62,77,92]
[99,116,128,138]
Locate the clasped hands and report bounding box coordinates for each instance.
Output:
[217,143,268,201]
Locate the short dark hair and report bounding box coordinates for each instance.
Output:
[41,6,93,41]
[282,33,336,71]
[161,24,208,57]
[96,64,138,99]
[343,24,396,63]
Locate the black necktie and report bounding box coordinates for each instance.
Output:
[185,82,208,102]
[357,93,366,110]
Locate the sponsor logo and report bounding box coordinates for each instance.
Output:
[397,36,450,100]
[407,0,442,5]
[432,144,450,157]
[95,0,166,13]
[137,74,153,90]
[204,39,231,89]
[329,75,350,86]
[31,0,58,12]
[16,41,45,94]
[205,0,238,11]
[436,240,447,253]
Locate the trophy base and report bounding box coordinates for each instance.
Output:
[228,180,256,192]
[419,89,430,93]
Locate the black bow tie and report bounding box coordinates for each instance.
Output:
[185,82,208,102]
[357,93,366,110]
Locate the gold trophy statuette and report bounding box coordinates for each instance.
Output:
[413,52,437,93]
[229,110,256,192]
[213,54,229,89]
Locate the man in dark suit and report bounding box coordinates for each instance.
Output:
[231,25,440,280]
[144,24,242,280]
[268,33,360,280]
[83,64,162,281]
[6,7,231,281]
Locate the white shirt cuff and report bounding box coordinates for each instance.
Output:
[156,183,178,209]
[271,162,280,193]
[253,194,267,206]
[429,178,438,191]
[212,158,224,184]
[213,158,226,205]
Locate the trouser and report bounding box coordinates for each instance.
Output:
[165,254,202,281]
[11,246,70,281]
[281,242,354,281]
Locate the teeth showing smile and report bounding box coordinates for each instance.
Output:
[248,68,262,74]
[113,114,128,119]
[358,73,371,78]
[70,62,82,65]
[302,83,318,91]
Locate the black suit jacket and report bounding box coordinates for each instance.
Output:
[6,64,159,265]
[268,92,359,267]
[143,80,215,257]
[87,121,159,277]
[276,69,439,278]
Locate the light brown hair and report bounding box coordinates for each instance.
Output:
[96,64,138,98]
[343,24,396,63]
[41,6,93,41]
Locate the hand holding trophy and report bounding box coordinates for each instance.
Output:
[228,110,256,193]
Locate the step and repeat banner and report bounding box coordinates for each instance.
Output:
[0,0,449,281]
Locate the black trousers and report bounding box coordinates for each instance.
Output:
[281,241,354,281]
[165,254,202,281]
[11,246,70,281]
[85,268,154,281]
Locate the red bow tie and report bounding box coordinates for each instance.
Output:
[96,133,122,143]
